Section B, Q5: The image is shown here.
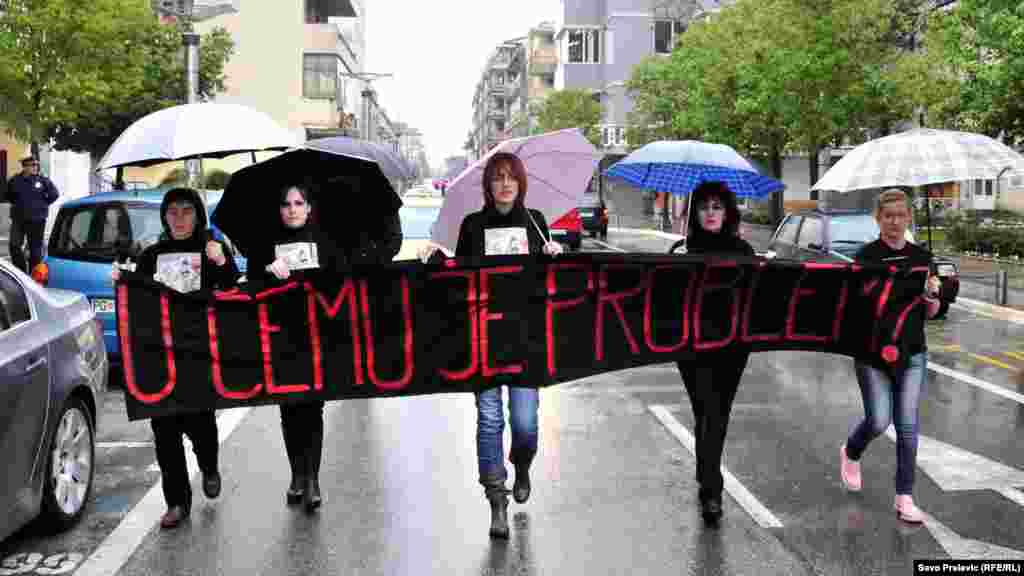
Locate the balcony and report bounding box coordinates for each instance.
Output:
[488,108,506,120]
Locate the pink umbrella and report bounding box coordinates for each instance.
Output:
[429,128,600,252]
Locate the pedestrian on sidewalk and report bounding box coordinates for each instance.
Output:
[423,152,563,539]
[839,188,941,524]
[111,187,240,529]
[5,156,59,273]
[672,181,754,527]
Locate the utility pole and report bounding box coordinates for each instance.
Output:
[152,1,238,190]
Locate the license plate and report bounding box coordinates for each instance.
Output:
[579,210,594,217]
[550,229,567,236]
[92,299,115,314]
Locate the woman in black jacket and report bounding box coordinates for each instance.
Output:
[113,187,241,529]
[674,181,754,526]
[246,184,340,513]
[438,152,563,539]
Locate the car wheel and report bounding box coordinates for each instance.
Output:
[933,301,950,320]
[40,397,95,531]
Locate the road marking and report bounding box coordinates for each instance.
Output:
[933,344,962,353]
[648,404,784,528]
[883,428,1024,559]
[966,352,1019,371]
[75,407,251,576]
[928,361,1024,405]
[591,238,626,253]
[1004,351,1024,362]
[96,441,152,449]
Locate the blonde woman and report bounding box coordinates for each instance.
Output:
[840,189,941,524]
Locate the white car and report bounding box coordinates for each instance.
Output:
[393,195,453,262]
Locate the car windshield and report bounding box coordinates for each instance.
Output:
[399,205,440,239]
[53,204,164,262]
[829,215,880,245]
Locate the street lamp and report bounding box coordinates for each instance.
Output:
[151,0,238,187]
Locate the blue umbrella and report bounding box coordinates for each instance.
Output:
[604,140,784,199]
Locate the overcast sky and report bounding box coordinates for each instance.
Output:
[364,0,559,171]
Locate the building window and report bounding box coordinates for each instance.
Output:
[603,127,612,148]
[654,20,686,54]
[615,127,626,147]
[567,29,600,63]
[303,54,337,100]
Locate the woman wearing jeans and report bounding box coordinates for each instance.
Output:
[840,188,942,524]
[426,152,563,539]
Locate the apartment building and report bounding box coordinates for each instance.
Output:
[464,22,559,161]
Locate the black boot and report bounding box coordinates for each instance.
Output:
[281,412,305,505]
[303,415,324,513]
[483,480,510,539]
[700,495,723,526]
[512,462,531,504]
[487,491,510,539]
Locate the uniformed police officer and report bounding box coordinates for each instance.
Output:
[5,156,59,273]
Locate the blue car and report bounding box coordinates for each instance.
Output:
[42,187,246,365]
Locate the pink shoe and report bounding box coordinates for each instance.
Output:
[840,444,862,492]
[894,495,925,524]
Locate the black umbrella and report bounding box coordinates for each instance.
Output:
[306,136,415,181]
[211,147,403,258]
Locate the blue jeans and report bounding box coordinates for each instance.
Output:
[476,384,538,490]
[846,352,927,495]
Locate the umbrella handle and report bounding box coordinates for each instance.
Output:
[526,209,552,246]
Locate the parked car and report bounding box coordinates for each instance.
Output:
[41,187,246,365]
[578,194,608,240]
[0,259,106,543]
[764,208,959,318]
[393,195,452,261]
[549,209,582,251]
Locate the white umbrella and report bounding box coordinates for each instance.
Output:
[812,128,1024,193]
[96,102,297,171]
[429,128,600,253]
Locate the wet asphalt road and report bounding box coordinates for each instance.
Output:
[1,233,1023,575]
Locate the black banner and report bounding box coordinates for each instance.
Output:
[116,253,930,420]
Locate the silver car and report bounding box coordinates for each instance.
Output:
[0,259,106,542]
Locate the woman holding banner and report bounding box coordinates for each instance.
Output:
[426,152,563,539]
[248,184,339,513]
[111,187,241,529]
[840,189,941,524]
[674,181,754,527]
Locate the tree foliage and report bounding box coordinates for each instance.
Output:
[532,89,603,147]
[0,0,234,158]
[48,21,234,158]
[922,0,1024,146]
[0,0,155,148]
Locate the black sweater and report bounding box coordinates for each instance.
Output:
[455,205,549,258]
[136,231,240,292]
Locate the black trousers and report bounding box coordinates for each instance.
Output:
[9,217,45,273]
[280,401,324,481]
[151,411,219,510]
[676,352,748,501]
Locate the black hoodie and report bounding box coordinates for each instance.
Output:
[135,188,241,292]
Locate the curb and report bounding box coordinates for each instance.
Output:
[951,296,1024,325]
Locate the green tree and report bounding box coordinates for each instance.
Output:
[0,0,156,154]
[532,89,603,147]
[925,0,1024,145]
[47,21,234,162]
